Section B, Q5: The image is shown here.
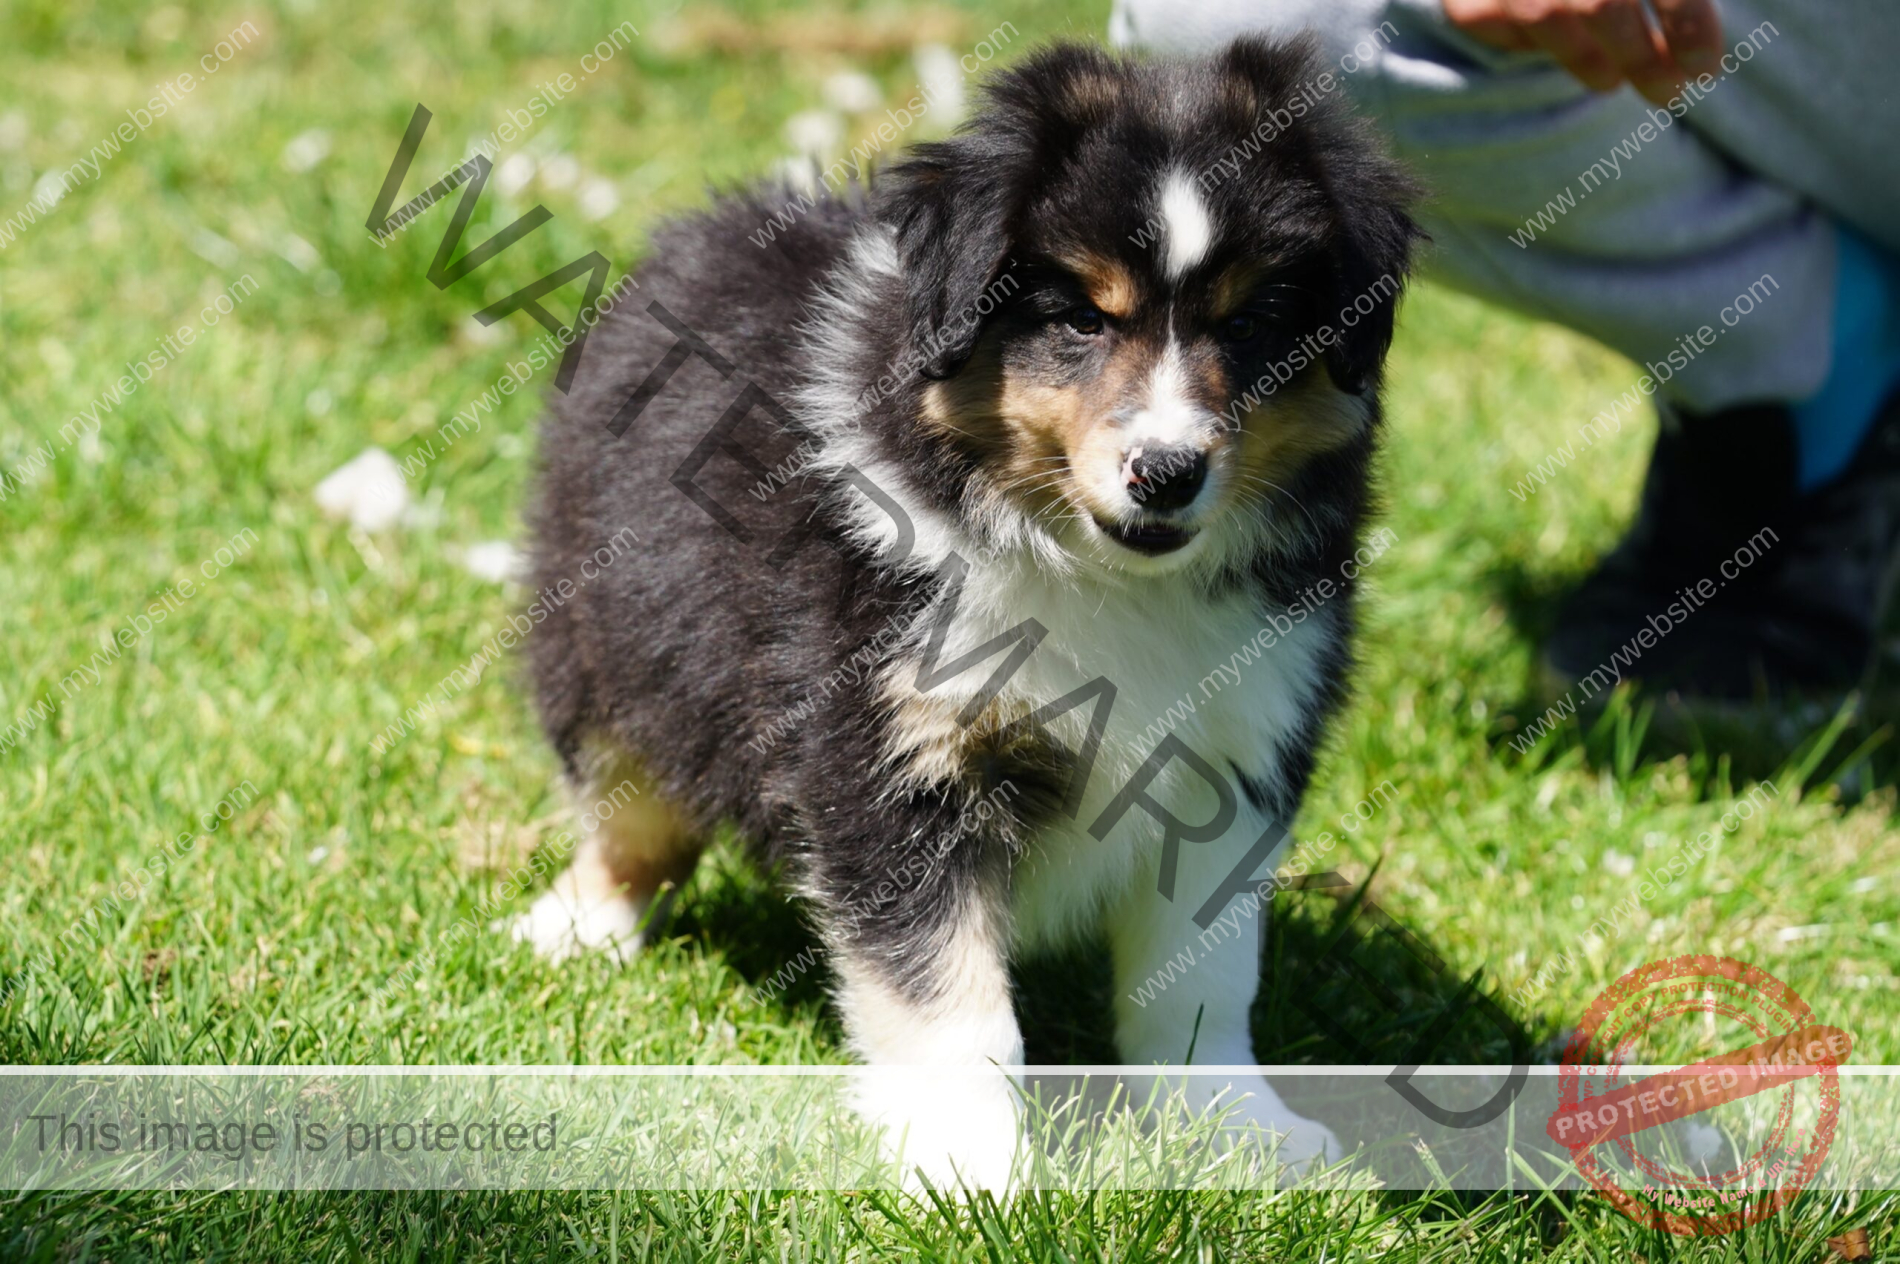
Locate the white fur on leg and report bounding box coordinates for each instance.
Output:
[1110,826,1341,1170]
[508,834,655,964]
[852,1065,1023,1194]
[835,898,1026,1192]
[1122,1067,1340,1171]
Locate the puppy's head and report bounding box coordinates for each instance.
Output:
[876,38,1419,575]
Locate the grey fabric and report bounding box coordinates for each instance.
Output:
[1109,0,1900,410]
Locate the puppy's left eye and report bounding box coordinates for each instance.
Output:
[1063,306,1106,336]
[1223,314,1260,344]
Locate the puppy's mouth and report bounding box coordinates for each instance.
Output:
[1094,517,1198,556]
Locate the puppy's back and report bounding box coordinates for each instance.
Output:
[526,186,883,823]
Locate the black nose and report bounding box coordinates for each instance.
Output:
[1125,445,1208,513]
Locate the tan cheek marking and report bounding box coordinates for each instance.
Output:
[921,346,1009,450]
[1231,373,1372,494]
[925,355,1089,525]
[998,379,1088,455]
[991,379,1091,521]
[1067,423,1127,518]
[924,333,1166,525]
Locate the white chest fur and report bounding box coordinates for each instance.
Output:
[910,557,1335,951]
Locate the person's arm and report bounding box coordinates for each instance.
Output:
[1442,0,1723,104]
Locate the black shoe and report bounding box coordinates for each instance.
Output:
[1539,395,1900,705]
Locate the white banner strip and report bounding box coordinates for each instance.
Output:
[3,1066,1892,1192]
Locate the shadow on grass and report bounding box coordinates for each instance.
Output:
[643,861,1571,1224]
[676,855,1556,1074]
[1479,557,1900,796]
[1256,875,1550,1067]
[669,855,840,1032]
[1479,555,1576,658]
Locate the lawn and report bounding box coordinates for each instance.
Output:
[1,0,1895,1257]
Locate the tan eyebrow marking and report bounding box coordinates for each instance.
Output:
[1212,261,1270,320]
[1054,251,1139,319]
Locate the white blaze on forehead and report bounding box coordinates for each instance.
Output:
[1158,168,1213,280]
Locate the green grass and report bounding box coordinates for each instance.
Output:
[2,0,1896,1257]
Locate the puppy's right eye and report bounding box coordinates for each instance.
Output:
[1062,306,1106,336]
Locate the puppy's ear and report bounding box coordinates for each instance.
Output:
[1319,153,1421,396]
[1312,102,1422,397]
[1215,32,1327,121]
[877,44,1121,380]
[1218,35,1422,396]
[877,141,1018,380]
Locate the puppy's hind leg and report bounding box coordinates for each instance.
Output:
[511,747,703,964]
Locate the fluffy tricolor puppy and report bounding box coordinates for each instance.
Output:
[522,37,1417,1186]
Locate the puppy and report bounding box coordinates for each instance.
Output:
[520,37,1417,1187]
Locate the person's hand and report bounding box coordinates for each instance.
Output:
[1442,0,1723,105]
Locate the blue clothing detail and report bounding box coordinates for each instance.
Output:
[1793,227,1900,490]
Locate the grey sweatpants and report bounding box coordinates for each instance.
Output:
[1109,0,1900,411]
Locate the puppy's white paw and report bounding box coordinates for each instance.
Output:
[1136,1072,1341,1173]
[1212,1082,1341,1171]
[504,886,643,964]
[854,1069,1023,1194]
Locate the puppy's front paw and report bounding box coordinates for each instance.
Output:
[1213,1084,1341,1172]
[503,886,642,964]
[853,1069,1023,1194]
[1135,1072,1341,1173]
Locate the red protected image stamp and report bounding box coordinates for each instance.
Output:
[1547,955,1849,1236]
